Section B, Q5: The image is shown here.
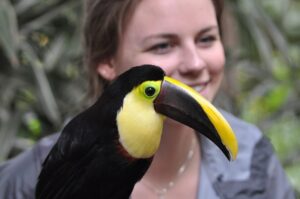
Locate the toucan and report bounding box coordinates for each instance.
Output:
[36,65,238,199]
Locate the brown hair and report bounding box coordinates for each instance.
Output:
[83,0,224,100]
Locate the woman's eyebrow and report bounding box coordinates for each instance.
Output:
[198,25,218,34]
[142,33,176,44]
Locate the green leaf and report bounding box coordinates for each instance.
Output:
[23,112,41,137]
[21,43,61,126]
[267,114,300,162]
[263,83,289,112]
[283,3,300,38]
[0,110,22,162]
[272,56,291,81]
[285,163,300,194]
[20,1,80,35]
[0,0,19,67]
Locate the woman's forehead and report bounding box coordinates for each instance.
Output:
[122,0,218,40]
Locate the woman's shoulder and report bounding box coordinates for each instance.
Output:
[0,133,60,175]
[221,110,262,141]
[201,110,267,162]
[0,133,60,199]
[200,110,292,198]
[218,110,274,178]
[34,133,60,162]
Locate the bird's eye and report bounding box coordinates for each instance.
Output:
[145,86,156,97]
[139,81,161,100]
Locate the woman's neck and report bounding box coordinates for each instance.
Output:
[142,119,201,188]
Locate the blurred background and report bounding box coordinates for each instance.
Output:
[0,0,299,197]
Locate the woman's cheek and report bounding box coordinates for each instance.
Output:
[208,44,225,75]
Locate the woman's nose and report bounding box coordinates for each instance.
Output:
[178,44,206,75]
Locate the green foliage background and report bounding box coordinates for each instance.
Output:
[0,0,299,197]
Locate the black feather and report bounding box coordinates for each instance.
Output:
[36,65,165,199]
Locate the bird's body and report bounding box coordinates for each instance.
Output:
[36,66,165,199]
[37,112,149,199]
[36,65,238,199]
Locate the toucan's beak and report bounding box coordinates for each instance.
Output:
[154,76,238,161]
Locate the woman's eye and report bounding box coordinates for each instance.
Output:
[197,35,216,47]
[148,42,173,54]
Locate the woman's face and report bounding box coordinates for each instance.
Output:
[100,0,225,102]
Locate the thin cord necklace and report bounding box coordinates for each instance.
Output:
[142,137,196,199]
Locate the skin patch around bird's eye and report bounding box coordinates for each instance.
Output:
[139,81,161,100]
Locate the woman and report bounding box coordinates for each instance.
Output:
[0,0,295,198]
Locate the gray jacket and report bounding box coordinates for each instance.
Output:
[0,111,295,199]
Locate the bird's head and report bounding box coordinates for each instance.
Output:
[113,65,238,161]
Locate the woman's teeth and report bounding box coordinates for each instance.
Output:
[193,85,205,92]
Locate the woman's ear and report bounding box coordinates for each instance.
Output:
[96,60,117,81]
